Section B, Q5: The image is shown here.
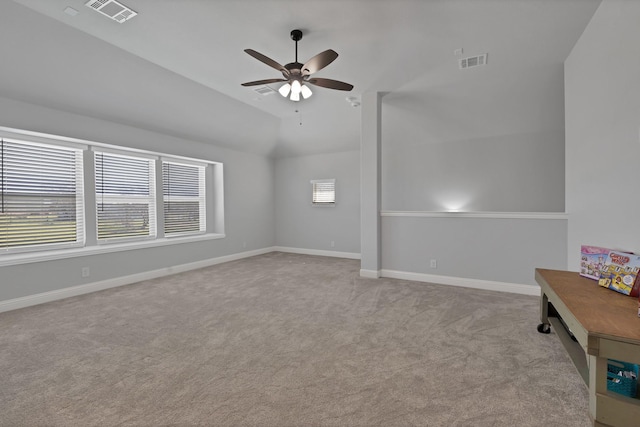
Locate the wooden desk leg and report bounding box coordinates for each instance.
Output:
[537,291,551,334]
[540,291,549,324]
[588,355,608,426]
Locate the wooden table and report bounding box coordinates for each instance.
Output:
[536,269,640,427]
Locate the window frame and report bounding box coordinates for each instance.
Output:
[94,149,158,243]
[162,159,207,238]
[0,137,86,254]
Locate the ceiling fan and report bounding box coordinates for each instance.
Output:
[241,29,353,101]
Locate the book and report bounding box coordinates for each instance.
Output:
[580,245,610,280]
[598,251,640,297]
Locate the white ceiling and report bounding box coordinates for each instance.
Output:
[2,0,600,157]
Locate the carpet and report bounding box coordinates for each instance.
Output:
[0,252,589,426]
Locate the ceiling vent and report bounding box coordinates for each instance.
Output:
[253,86,277,96]
[85,0,137,23]
[459,53,488,70]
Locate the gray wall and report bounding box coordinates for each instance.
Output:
[383,131,565,212]
[378,54,567,286]
[0,96,276,301]
[382,215,567,286]
[275,150,360,254]
[565,0,640,270]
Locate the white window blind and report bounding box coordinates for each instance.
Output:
[162,161,206,236]
[95,151,156,241]
[311,179,336,206]
[0,138,84,252]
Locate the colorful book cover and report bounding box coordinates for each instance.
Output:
[580,245,610,280]
[598,251,640,296]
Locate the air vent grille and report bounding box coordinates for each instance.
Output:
[85,0,137,23]
[254,86,277,96]
[459,53,488,70]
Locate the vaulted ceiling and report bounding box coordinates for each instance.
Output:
[2,0,600,157]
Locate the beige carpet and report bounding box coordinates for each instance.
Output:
[0,252,589,426]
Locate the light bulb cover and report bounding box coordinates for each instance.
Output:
[291,80,302,94]
[300,84,313,99]
[279,83,291,97]
[290,91,300,101]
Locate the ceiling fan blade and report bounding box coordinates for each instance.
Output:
[302,49,338,75]
[307,78,353,91]
[244,49,288,75]
[241,78,288,87]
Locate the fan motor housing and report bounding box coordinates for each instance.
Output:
[283,62,306,79]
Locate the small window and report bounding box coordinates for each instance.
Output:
[311,179,335,206]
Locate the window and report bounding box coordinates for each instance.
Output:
[0,127,222,262]
[162,161,206,236]
[311,179,336,206]
[0,138,84,252]
[95,151,156,241]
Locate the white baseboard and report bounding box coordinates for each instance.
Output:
[273,246,361,260]
[360,269,381,278]
[0,247,537,314]
[380,269,540,296]
[0,247,273,314]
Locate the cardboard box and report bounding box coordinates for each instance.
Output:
[598,251,640,297]
[580,245,610,280]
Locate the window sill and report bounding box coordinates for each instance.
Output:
[0,233,225,267]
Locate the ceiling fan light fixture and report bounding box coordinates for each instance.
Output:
[300,84,313,99]
[279,83,291,97]
[290,91,300,102]
[291,80,302,94]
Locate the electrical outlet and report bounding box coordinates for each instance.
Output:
[81,267,90,278]
[242,241,247,249]
[430,259,437,269]
[330,241,335,248]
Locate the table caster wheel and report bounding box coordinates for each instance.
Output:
[537,323,551,334]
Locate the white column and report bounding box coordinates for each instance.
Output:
[360,92,382,278]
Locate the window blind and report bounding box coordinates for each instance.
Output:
[0,138,84,251]
[311,179,336,206]
[162,161,206,236]
[95,151,156,241]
